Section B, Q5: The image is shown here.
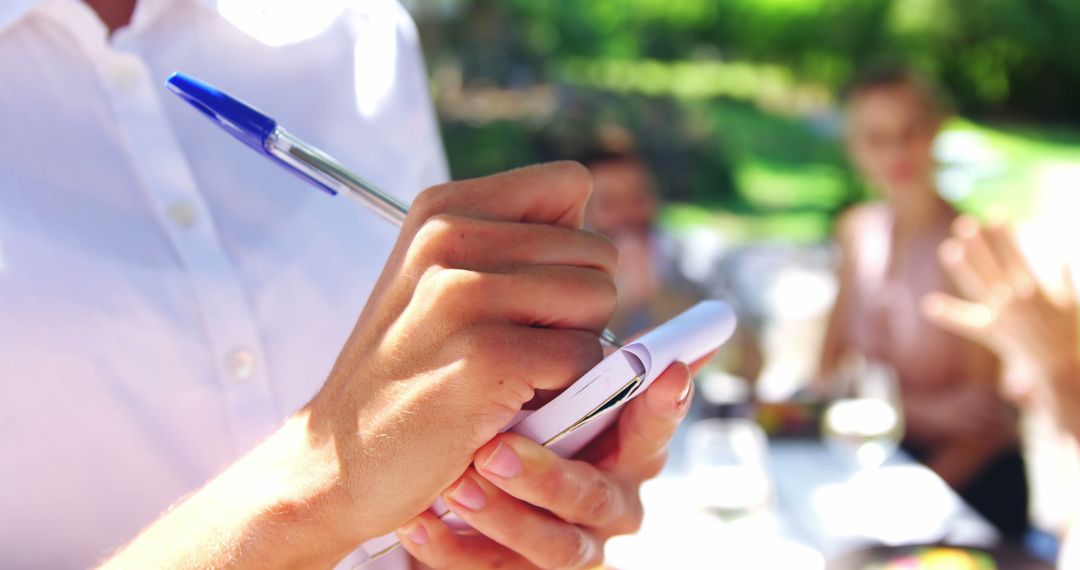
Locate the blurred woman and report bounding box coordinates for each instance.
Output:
[820,66,1028,538]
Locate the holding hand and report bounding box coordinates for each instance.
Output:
[398,360,698,570]
[305,162,621,547]
[102,163,620,569]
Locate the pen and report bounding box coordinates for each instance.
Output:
[165,72,621,348]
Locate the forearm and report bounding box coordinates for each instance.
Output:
[100,412,355,570]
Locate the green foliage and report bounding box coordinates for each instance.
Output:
[436,0,1080,121]
[418,0,1080,241]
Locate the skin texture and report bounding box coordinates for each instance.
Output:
[820,83,1013,488]
[922,216,1080,438]
[100,163,640,569]
[399,356,710,570]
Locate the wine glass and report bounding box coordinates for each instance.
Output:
[822,356,904,470]
[685,418,773,520]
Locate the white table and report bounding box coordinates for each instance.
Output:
[604,438,998,569]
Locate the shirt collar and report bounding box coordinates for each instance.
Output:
[0,0,39,34]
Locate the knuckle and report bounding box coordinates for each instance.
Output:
[535,463,569,504]
[412,213,481,267]
[547,528,596,570]
[411,182,454,220]
[412,214,457,263]
[579,474,620,525]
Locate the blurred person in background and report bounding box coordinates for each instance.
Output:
[583,145,705,338]
[819,65,1028,538]
[923,217,1080,564]
[581,142,764,418]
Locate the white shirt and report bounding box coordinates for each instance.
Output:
[0,0,447,567]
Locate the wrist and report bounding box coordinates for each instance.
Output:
[102,411,362,570]
[222,411,361,567]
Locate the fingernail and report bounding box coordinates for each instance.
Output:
[449,477,486,511]
[478,442,523,479]
[399,520,428,545]
[676,362,694,406]
[677,378,694,408]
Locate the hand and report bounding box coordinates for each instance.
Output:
[921,216,1080,402]
[101,163,620,570]
[301,162,621,548]
[396,360,699,570]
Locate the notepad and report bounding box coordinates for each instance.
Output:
[508,299,736,456]
[358,300,737,563]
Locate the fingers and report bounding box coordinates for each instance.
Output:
[409,161,594,232]
[408,215,618,277]
[921,292,994,340]
[952,216,1007,293]
[448,326,604,392]
[442,470,604,569]
[471,433,639,534]
[411,264,617,334]
[983,221,1037,297]
[939,239,983,301]
[575,362,695,475]
[397,512,532,570]
[612,362,694,476]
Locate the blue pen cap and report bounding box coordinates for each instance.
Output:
[165,72,277,153]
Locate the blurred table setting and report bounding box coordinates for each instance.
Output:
[603,377,1052,569]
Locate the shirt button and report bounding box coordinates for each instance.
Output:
[109,59,144,93]
[226,348,257,382]
[167,199,198,229]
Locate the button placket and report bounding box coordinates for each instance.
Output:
[96,49,282,453]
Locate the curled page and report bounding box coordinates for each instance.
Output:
[359,300,737,563]
[510,300,736,457]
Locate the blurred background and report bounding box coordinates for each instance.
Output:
[402,0,1080,396]
[407,0,1080,237]
[399,2,1080,568]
